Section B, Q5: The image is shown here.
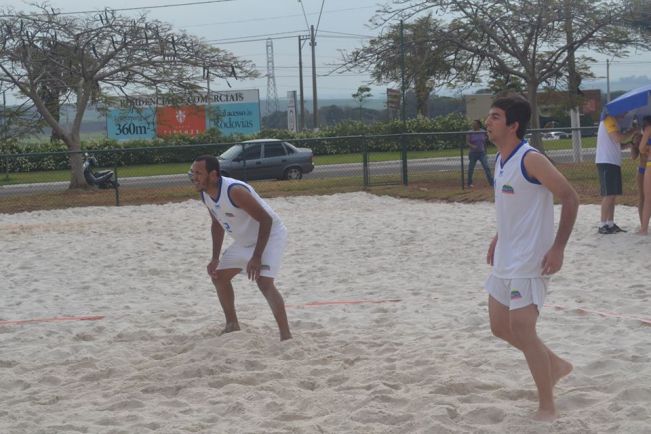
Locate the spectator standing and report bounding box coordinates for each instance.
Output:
[595,113,636,234]
[466,119,494,188]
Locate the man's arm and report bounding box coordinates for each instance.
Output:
[639,126,651,156]
[609,130,636,145]
[487,234,498,266]
[229,186,273,280]
[210,212,225,259]
[207,212,225,278]
[524,152,579,275]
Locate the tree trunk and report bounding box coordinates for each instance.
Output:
[527,82,545,152]
[67,145,88,189]
[415,81,430,117]
[66,130,88,189]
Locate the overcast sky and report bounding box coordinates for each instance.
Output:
[3,0,651,104]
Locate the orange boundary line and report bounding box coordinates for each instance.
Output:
[546,303,651,325]
[286,299,401,308]
[0,315,105,326]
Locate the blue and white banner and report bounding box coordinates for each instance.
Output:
[107,107,156,140]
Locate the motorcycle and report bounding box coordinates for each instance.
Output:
[83,153,119,189]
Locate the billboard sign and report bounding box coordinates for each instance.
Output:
[107,107,156,140]
[156,105,206,137]
[107,89,261,140]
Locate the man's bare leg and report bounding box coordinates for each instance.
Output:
[510,305,558,421]
[212,269,242,334]
[489,297,573,386]
[489,297,572,420]
[257,276,292,341]
[600,195,616,223]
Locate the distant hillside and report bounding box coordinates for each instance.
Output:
[260,98,386,116]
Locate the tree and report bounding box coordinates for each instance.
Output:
[342,14,473,117]
[352,85,372,122]
[0,5,257,188]
[378,0,644,148]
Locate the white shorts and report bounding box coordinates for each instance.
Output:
[485,275,549,311]
[217,232,287,278]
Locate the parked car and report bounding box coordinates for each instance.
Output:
[217,139,314,181]
[542,131,571,140]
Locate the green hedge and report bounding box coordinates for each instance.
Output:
[1,114,471,172]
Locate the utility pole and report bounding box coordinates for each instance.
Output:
[563,0,582,162]
[310,24,318,129]
[298,35,307,131]
[400,20,408,186]
[606,59,611,102]
[205,65,211,102]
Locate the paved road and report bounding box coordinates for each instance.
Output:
[0,148,598,197]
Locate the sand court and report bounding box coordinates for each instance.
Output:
[1,192,650,433]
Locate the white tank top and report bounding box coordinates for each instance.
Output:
[493,141,554,278]
[201,176,286,247]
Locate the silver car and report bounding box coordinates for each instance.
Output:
[218,139,314,181]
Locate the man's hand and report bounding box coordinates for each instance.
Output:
[247,255,262,281]
[541,245,564,275]
[487,235,497,266]
[207,258,220,279]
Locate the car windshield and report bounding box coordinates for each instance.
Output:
[284,142,298,152]
[219,144,244,160]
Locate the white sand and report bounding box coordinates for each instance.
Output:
[1,192,650,434]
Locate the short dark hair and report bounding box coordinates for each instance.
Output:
[194,155,220,175]
[491,95,531,139]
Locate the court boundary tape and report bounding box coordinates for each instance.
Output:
[0,315,105,326]
[286,299,401,309]
[2,302,647,326]
[546,303,651,325]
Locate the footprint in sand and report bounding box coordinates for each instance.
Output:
[463,406,507,424]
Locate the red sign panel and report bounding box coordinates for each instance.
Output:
[156,105,206,136]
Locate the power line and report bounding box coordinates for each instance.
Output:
[182,6,380,28]
[210,31,306,43]
[10,0,238,16]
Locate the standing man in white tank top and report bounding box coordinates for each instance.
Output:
[484,95,579,421]
[190,155,292,341]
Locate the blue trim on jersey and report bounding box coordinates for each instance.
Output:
[206,176,223,203]
[500,140,527,169]
[227,182,251,208]
[521,149,542,185]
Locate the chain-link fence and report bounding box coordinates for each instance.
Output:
[0,129,642,213]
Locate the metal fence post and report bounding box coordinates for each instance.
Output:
[362,135,369,188]
[401,133,408,186]
[4,155,8,181]
[459,139,465,190]
[114,166,120,206]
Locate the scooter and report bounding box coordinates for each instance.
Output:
[83,153,119,189]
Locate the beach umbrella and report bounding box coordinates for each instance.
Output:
[603,84,651,121]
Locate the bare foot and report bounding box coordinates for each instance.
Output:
[280,332,293,341]
[532,408,558,422]
[219,322,240,335]
[552,358,573,386]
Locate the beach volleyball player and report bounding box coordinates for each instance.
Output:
[190,155,292,341]
[484,95,578,421]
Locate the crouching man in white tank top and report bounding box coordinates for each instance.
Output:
[484,95,579,421]
[190,155,292,341]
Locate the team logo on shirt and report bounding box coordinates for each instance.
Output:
[502,184,514,194]
[510,290,522,300]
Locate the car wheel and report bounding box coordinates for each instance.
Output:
[284,167,303,180]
